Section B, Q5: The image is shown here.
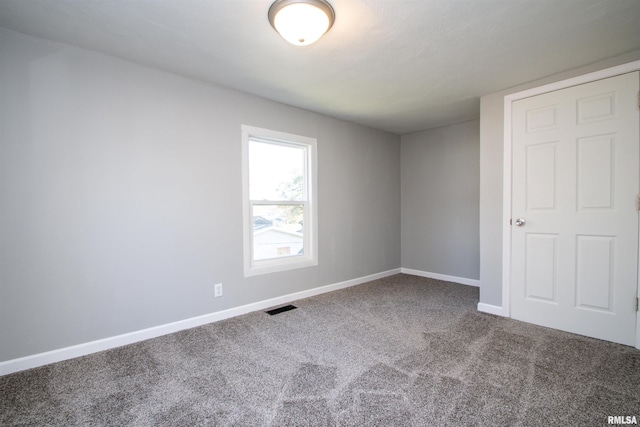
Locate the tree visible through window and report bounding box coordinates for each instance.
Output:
[242,125,317,276]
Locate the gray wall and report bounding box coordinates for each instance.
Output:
[0,29,401,362]
[401,120,480,280]
[479,49,640,307]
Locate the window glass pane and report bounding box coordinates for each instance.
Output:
[249,140,304,201]
[253,204,304,261]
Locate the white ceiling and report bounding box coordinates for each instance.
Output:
[1,0,639,135]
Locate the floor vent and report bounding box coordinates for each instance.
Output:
[266,305,297,316]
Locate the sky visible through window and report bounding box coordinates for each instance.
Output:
[249,140,304,201]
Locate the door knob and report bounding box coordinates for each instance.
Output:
[515,218,526,226]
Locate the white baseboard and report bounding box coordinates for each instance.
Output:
[477,302,508,317]
[400,268,480,287]
[0,268,401,376]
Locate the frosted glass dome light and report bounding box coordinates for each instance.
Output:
[268,0,335,46]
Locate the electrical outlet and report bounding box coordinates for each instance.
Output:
[214,283,223,298]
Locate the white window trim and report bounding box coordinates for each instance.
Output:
[241,125,318,277]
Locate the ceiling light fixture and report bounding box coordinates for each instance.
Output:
[268,0,335,46]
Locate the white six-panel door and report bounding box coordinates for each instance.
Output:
[511,72,639,346]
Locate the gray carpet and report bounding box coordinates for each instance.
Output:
[1,274,639,426]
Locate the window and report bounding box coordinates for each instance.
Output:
[241,125,318,276]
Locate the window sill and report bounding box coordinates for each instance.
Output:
[244,256,318,277]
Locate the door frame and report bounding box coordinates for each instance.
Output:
[501,60,640,348]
